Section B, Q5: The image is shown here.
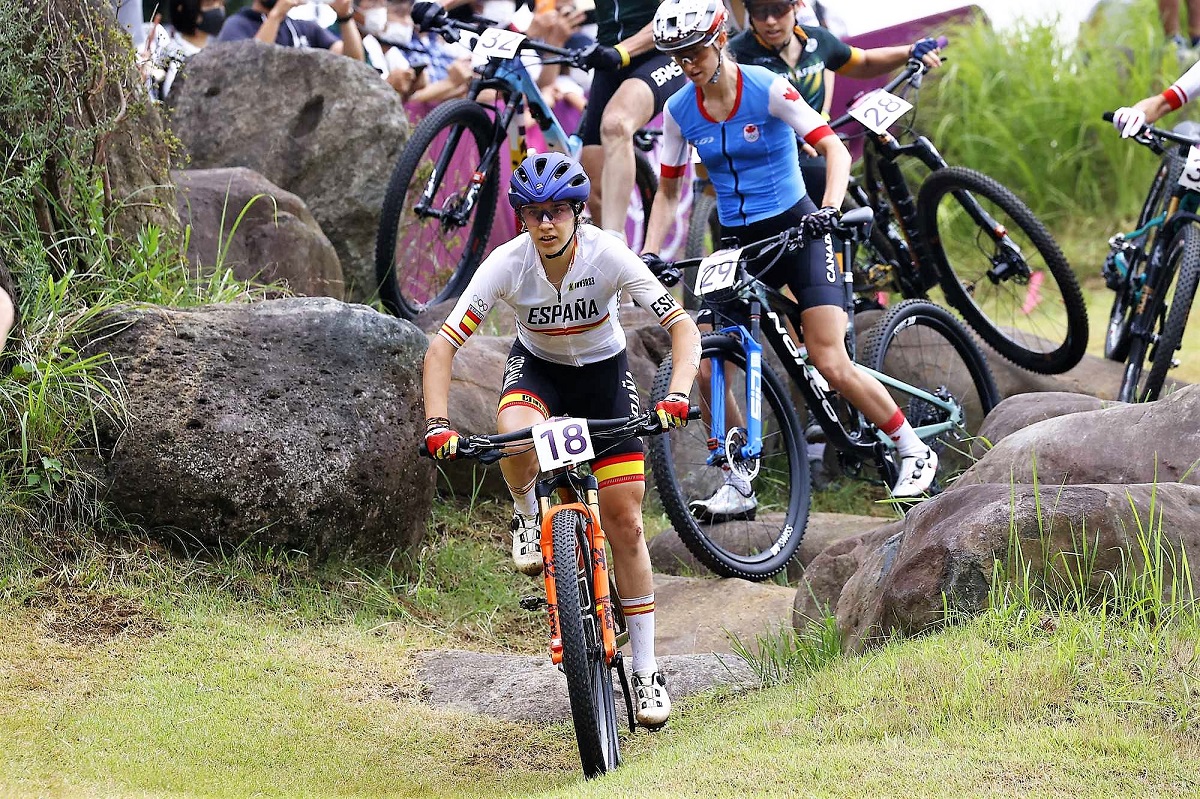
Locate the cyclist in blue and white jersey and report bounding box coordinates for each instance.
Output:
[1113,59,1200,137]
[640,0,939,517]
[421,153,701,728]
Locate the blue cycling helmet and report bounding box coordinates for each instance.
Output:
[508,153,591,209]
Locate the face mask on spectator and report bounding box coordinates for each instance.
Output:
[362,7,388,32]
[198,7,225,34]
[384,21,413,42]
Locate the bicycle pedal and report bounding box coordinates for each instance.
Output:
[519,595,548,611]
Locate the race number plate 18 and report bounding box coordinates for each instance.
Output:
[695,248,743,296]
[848,89,914,135]
[472,27,526,62]
[532,417,595,471]
[1180,146,1200,191]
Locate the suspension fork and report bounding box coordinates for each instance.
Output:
[707,319,764,465]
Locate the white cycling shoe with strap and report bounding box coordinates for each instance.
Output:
[510,513,542,575]
[632,671,671,729]
[891,447,939,498]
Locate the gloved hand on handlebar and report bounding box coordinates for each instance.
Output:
[1112,106,1148,139]
[640,252,680,286]
[574,42,626,71]
[425,416,461,460]
[655,392,690,430]
[910,37,943,61]
[412,0,448,30]
[801,206,840,240]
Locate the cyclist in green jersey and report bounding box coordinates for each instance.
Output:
[728,0,943,198]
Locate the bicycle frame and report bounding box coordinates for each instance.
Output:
[834,63,1027,296]
[700,231,966,483]
[536,469,619,667]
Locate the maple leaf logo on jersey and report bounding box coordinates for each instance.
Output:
[743,124,760,143]
[783,86,801,102]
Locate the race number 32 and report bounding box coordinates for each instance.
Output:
[532,417,595,470]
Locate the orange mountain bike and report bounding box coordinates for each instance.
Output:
[440,411,681,778]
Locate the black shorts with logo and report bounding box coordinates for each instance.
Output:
[576,51,688,146]
[498,340,645,488]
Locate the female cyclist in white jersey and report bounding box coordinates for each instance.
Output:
[1113,59,1200,136]
[639,0,940,510]
[421,152,701,728]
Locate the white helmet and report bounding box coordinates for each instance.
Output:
[652,0,727,53]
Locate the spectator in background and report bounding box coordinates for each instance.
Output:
[360,0,425,98]
[218,0,365,61]
[1161,0,1200,57]
[149,0,226,100]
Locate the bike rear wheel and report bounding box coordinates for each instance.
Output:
[648,333,809,580]
[1121,223,1200,402]
[860,300,1000,478]
[552,510,620,778]
[1106,148,1184,361]
[375,100,499,319]
[917,166,1087,374]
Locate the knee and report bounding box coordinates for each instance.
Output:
[808,347,855,389]
[599,112,636,144]
[604,505,645,547]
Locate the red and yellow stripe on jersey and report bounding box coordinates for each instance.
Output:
[439,305,484,348]
[592,452,645,489]
[520,312,612,337]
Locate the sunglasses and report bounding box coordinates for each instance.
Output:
[671,45,711,66]
[748,2,794,21]
[519,202,576,225]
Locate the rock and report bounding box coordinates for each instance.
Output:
[647,512,887,583]
[970,392,1116,457]
[960,383,1200,488]
[794,482,1200,652]
[173,167,344,299]
[170,41,409,302]
[414,649,755,725]
[85,298,432,557]
[984,346,1134,400]
[652,573,796,654]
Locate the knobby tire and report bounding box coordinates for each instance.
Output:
[648,334,809,580]
[374,100,498,319]
[552,510,620,778]
[917,166,1088,374]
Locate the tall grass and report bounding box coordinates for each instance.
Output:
[921,0,1191,232]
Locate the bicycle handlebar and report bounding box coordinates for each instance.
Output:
[829,36,948,131]
[419,408,701,464]
[664,205,874,278]
[1101,111,1200,153]
[416,13,577,59]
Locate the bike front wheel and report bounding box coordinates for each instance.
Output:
[860,300,1001,478]
[374,99,499,319]
[552,509,620,778]
[648,333,809,581]
[917,166,1088,374]
[1121,223,1200,402]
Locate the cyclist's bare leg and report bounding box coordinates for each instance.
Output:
[597,79,656,239]
[800,304,899,425]
[497,404,546,514]
[599,480,652,599]
[580,145,604,223]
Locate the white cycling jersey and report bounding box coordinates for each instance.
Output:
[438,225,688,366]
[1166,59,1200,109]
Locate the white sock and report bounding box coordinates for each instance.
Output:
[884,412,926,459]
[511,493,537,518]
[620,594,657,675]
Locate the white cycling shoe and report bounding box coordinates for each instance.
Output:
[510,513,542,575]
[632,671,671,729]
[688,483,757,522]
[891,447,939,498]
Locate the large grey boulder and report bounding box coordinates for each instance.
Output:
[173,167,344,298]
[971,391,1115,454]
[170,41,409,302]
[795,482,1200,652]
[86,298,431,556]
[960,383,1200,487]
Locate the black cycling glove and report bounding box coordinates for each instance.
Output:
[576,43,624,72]
[801,206,840,239]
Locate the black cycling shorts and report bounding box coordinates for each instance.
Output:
[576,52,687,146]
[698,196,843,324]
[498,340,644,489]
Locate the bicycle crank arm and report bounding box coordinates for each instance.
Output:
[613,651,636,734]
